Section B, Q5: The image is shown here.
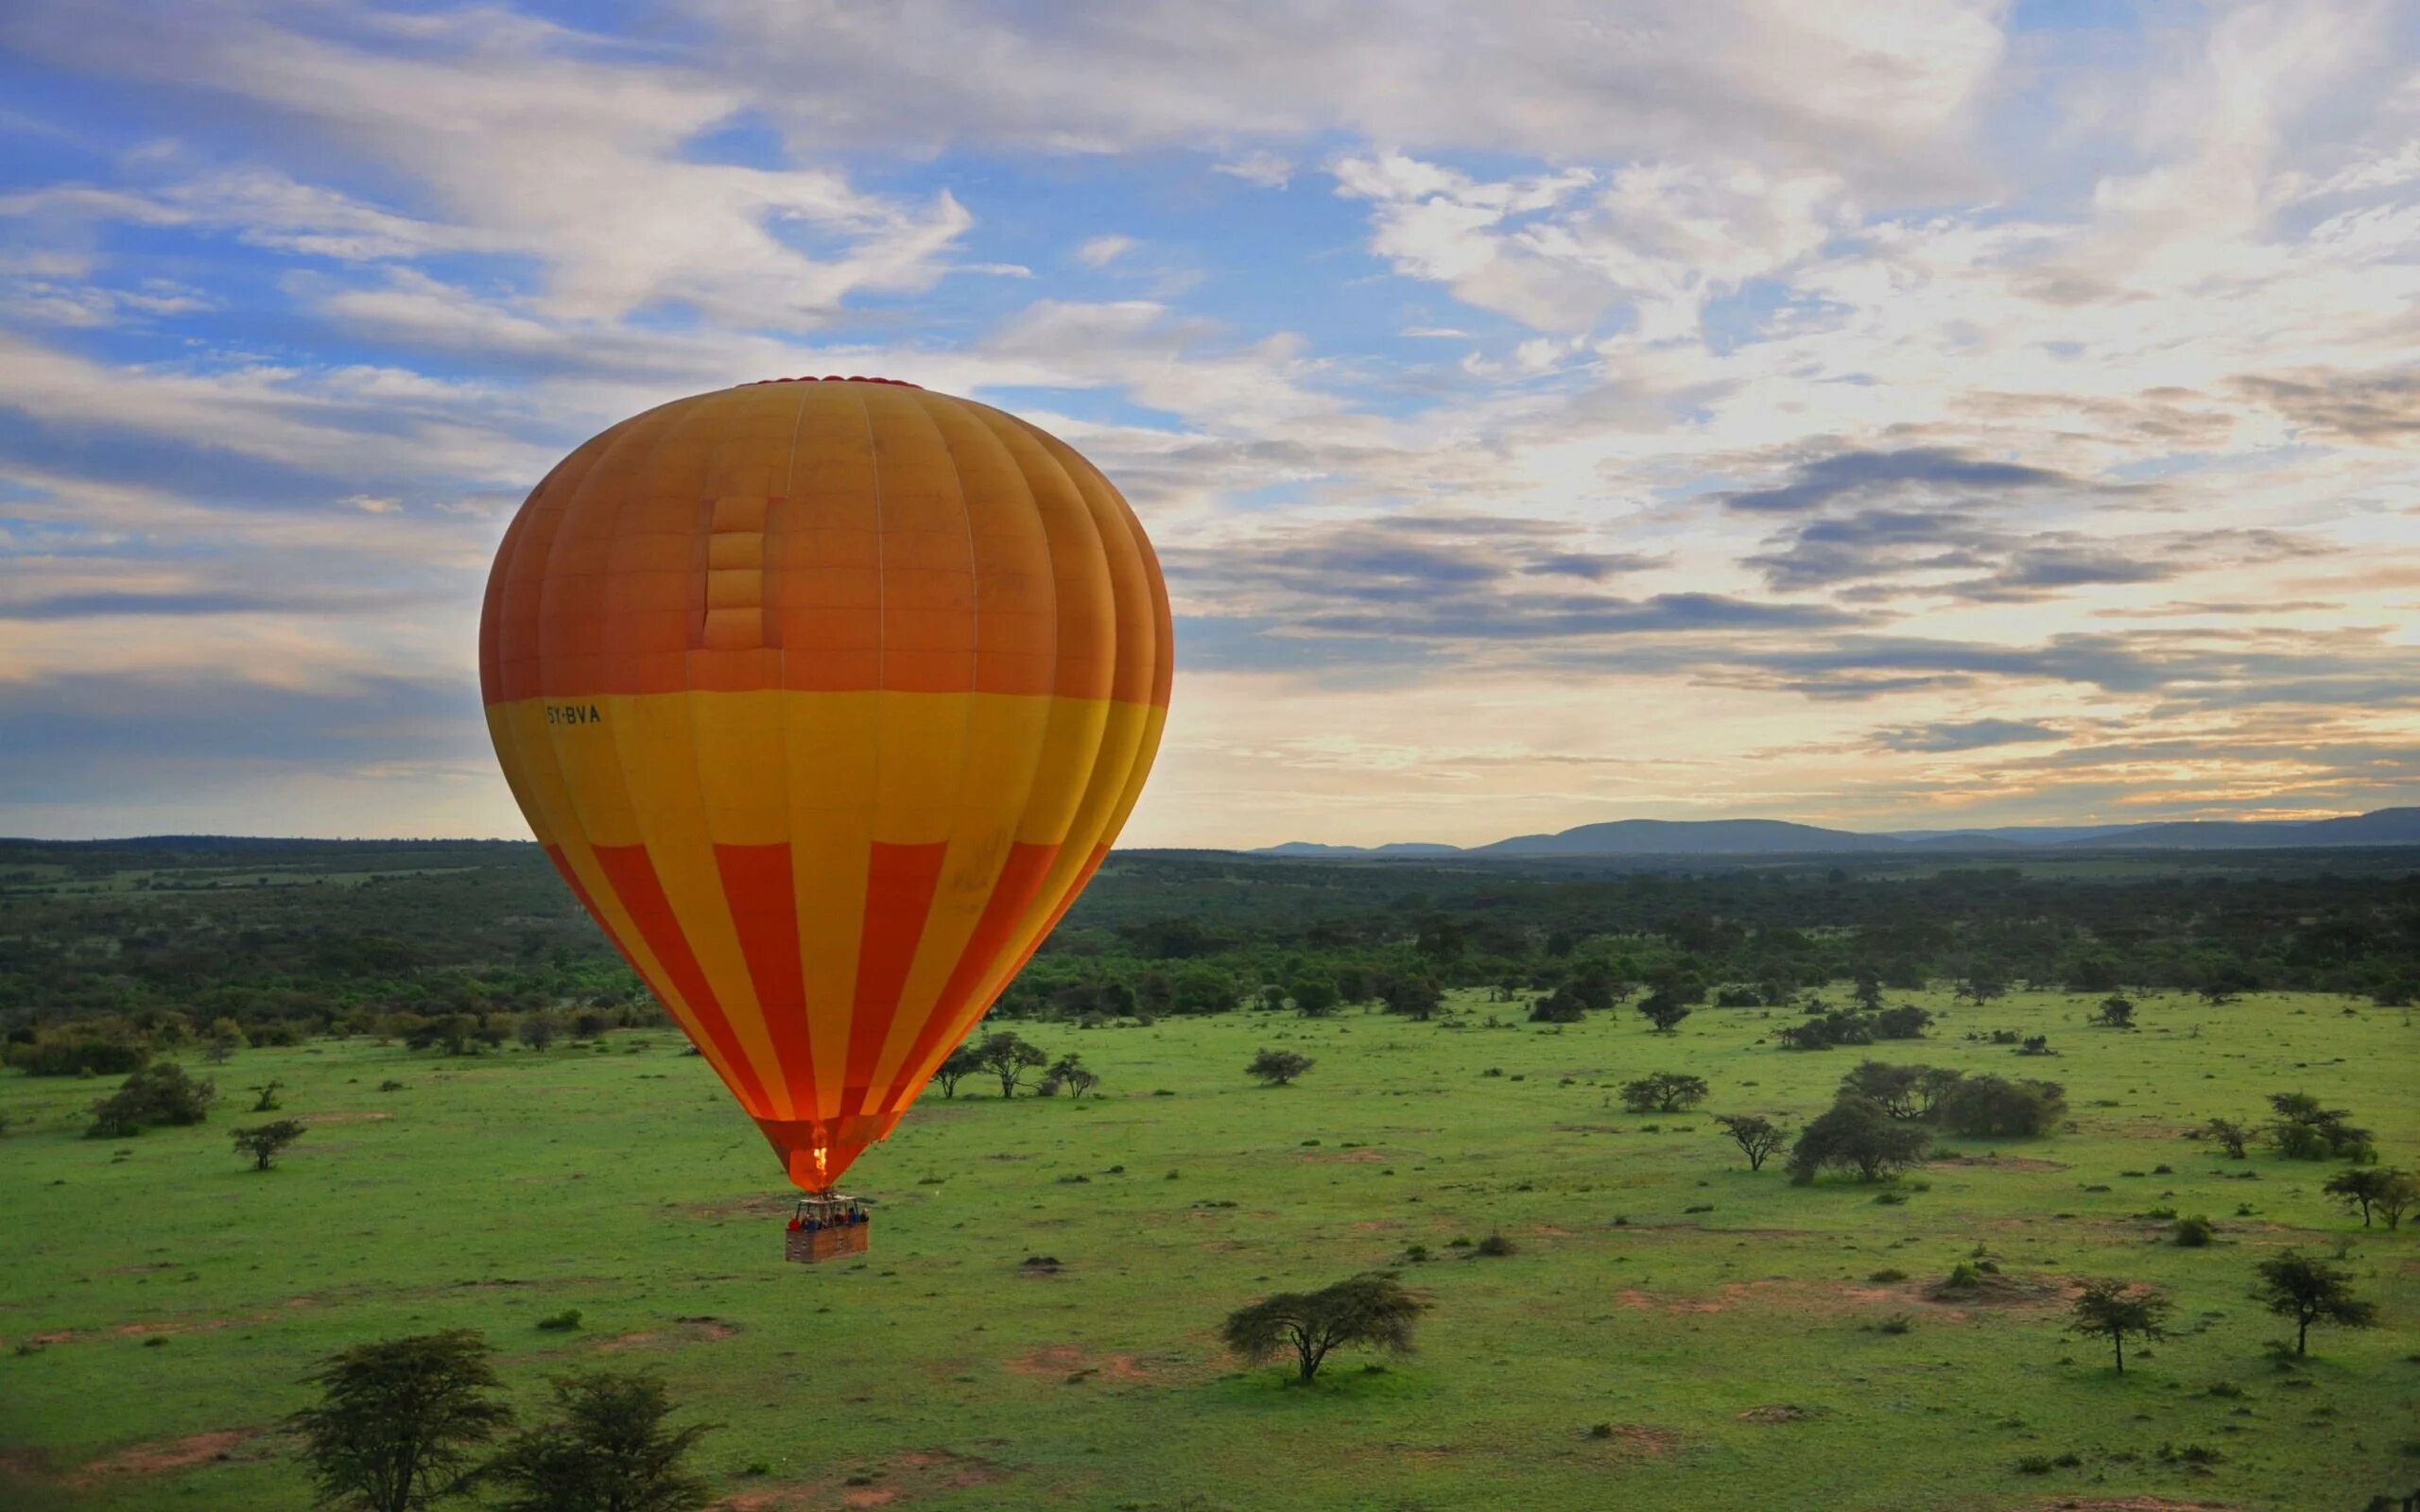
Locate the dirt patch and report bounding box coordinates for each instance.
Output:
[1921,1272,2076,1309]
[1347,1220,1400,1231]
[1589,1424,1678,1457]
[1737,1404,1820,1423]
[298,1111,393,1125]
[597,1316,740,1350]
[1294,1148,1385,1162]
[1002,1344,1163,1382]
[713,1450,1002,1510]
[78,1428,269,1479]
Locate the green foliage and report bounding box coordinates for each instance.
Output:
[2265,1091,2376,1162]
[1220,1274,1425,1383]
[287,1330,512,1512]
[1934,1075,2067,1138]
[934,1042,983,1098]
[484,1369,713,1512]
[1618,1072,1707,1113]
[7,1029,151,1077]
[1247,1048,1314,1086]
[2252,1251,2377,1355]
[87,1061,215,1138]
[972,1032,1047,1097]
[1789,1094,1930,1183]
[2170,1214,2217,1247]
[1712,1112,1788,1171]
[2066,1279,2171,1373]
[233,1118,306,1170]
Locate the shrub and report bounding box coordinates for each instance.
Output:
[1474,1233,1516,1258]
[2171,1215,2216,1247]
[86,1062,216,1138]
[1935,1075,2066,1138]
[1788,1095,1929,1183]
[535,1310,583,1332]
[1248,1049,1315,1087]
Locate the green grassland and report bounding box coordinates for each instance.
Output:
[2,988,2414,1512]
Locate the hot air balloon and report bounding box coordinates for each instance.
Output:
[479,377,1170,1251]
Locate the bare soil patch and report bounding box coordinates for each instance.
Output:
[1002,1344,1164,1382]
[79,1428,269,1479]
[597,1315,740,1350]
[1738,1404,1819,1423]
[1589,1424,1679,1457]
[298,1111,393,1125]
[713,1449,1002,1510]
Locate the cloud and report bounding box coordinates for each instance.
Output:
[1214,152,1293,189]
[1720,448,2075,514]
[2233,367,2420,444]
[1076,234,1135,268]
[1870,717,2066,752]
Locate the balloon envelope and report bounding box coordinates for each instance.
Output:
[480,378,1170,1188]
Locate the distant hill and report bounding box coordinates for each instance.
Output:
[1250,806,2420,857]
[1475,818,1902,855]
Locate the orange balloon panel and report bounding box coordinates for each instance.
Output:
[478,379,1171,1189]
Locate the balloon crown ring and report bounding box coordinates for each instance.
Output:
[746,375,922,387]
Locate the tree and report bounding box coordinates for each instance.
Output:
[2252,1251,2377,1356]
[87,1062,216,1138]
[2203,1117,2252,1160]
[1219,1274,1425,1383]
[2264,1091,2375,1161]
[1713,1113,1787,1172]
[288,1331,512,1512]
[1380,974,1443,1022]
[1041,1054,1100,1099]
[1289,975,1340,1019]
[2093,996,2135,1028]
[1617,1072,1707,1114]
[2324,1167,2417,1228]
[1849,968,1883,1011]
[1788,1095,1930,1184]
[2377,1171,2420,1231]
[516,1012,558,1052]
[251,1079,285,1112]
[1935,1075,2066,1138]
[2066,1280,2170,1374]
[1839,1061,1930,1120]
[934,1043,982,1099]
[233,1119,307,1171]
[483,1369,712,1512]
[1635,989,1691,1034]
[1868,1005,1932,1040]
[973,1031,1046,1098]
[1248,1048,1314,1087]
[1528,988,1587,1023]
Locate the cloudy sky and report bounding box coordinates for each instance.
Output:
[2,0,2416,847]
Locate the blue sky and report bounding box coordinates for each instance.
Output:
[1,0,2415,845]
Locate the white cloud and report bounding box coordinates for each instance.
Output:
[1076,233,1135,268]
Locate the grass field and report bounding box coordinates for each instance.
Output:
[2,988,2413,1511]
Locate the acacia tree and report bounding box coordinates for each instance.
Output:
[933,1043,982,1099]
[2066,1280,2170,1374]
[288,1331,512,1512]
[233,1119,307,1171]
[483,1369,712,1512]
[2323,1167,2399,1227]
[1618,1073,1707,1114]
[973,1031,1046,1098]
[1248,1049,1314,1087]
[1635,990,1691,1034]
[1220,1274,1425,1383]
[1713,1113,1788,1172]
[2093,996,2135,1028]
[2203,1117,2252,1160]
[2254,1251,2377,1356]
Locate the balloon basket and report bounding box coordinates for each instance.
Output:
[785,1193,871,1264]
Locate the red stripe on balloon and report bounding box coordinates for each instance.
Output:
[591,843,775,1113]
[714,843,821,1114]
[1001,841,1109,988]
[841,840,948,1117]
[875,840,1061,1114]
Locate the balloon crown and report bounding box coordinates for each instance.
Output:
[746,375,921,387]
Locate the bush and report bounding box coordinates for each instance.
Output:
[87,1062,216,1138]
[535,1310,583,1332]
[1789,1095,1929,1183]
[1247,1049,1315,1086]
[6,1031,150,1078]
[1935,1075,2066,1138]
[2172,1215,2216,1247]
[1474,1232,1516,1257]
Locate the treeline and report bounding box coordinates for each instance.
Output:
[4,844,2417,1057]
